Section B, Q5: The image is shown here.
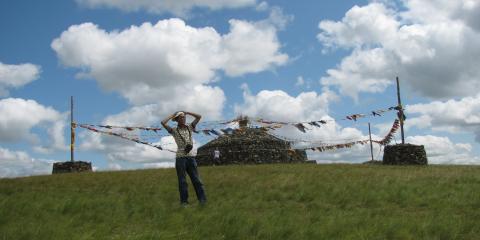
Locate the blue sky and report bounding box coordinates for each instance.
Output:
[1,0,480,178]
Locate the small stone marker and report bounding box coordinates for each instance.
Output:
[52,161,92,174]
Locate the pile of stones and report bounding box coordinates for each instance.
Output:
[383,144,428,165]
[52,161,92,174]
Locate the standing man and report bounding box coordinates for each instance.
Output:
[162,111,207,206]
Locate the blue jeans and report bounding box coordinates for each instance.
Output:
[175,157,207,204]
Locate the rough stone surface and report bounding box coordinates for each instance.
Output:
[363,160,383,165]
[383,144,428,165]
[52,161,92,174]
[196,127,308,166]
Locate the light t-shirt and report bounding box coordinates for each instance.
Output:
[214,150,220,158]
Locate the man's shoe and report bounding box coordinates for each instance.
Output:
[181,202,189,208]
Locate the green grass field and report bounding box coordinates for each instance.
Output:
[1,164,480,239]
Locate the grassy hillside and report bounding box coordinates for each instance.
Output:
[1,164,480,239]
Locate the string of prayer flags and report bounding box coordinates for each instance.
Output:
[220,127,235,135]
[251,106,397,133]
[80,124,162,132]
[209,129,222,136]
[78,124,175,152]
[256,119,289,125]
[304,139,370,152]
[372,119,400,145]
[345,114,365,121]
[255,119,326,133]
[294,123,308,133]
[343,106,398,121]
[174,127,236,137]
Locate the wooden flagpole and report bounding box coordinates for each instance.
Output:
[396,77,405,144]
[368,122,374,161]
[71,96,75,162]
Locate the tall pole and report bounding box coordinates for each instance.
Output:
[396,77,405,144]
[368,123,374,161]
[70,96,75,162]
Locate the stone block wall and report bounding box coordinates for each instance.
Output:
[52,161,93,174]
[383,144,428,165]
[196,128,307,166]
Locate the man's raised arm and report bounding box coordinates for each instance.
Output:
[161,113,175,134]
[185,111,201,129]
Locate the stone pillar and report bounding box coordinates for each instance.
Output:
[383,144,428,165]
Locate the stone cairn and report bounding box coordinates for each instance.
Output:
[52,161,92,174]
[383,144,428,165]
[196,117,307,166]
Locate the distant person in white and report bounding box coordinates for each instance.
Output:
[213,148,220,165]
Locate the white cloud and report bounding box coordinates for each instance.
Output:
[232,86,476,164]
[82,84,368,166]
[406,95,480,142]
[52,18,287,106]
[79,127,201,169]
[107,162,122,171]
[234,84,336,122]
[52,16,285,168]
[233,86,377,162]
[255,1,269,11]
[318,3,399,49]
[318,0,480,100]
[104,85,226,121]
[0,98,67,153]
[78,105,210,168]
[295,76,313,89]
[143,162,175,168]
[222,19,288,76]
[0,147,54,178]
[105,137,176,164]
[0,62,41,97]
[407,135,480,165]
[76,0,256,16]
[295,76,305,87]
[320,48,395,101]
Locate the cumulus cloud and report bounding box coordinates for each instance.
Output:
[0,98,67,153]
[318,0,480,100]
[79,127,196,169]
[406,95,480,142]
[232,85,480,164]
[234,84,336,121]
[104,137,177,164]
[0,62,41,97]
[104,85,225,122]
[0,147,54,178]
[51,16,288,167]
[76,0,256,16]
[222,19,288,76]
[255,1,269,11]
[407,135,480,165]
[52,18,287,106]
[295,76,305,87]
[78,102,214,168]
[233,85,378,162]
[76,85,224,168]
